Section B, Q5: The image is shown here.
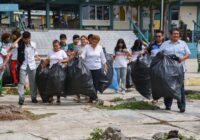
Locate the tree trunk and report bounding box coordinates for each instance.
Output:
[149,6,154,39]
[163,2,170,39]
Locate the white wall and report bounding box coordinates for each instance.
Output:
[179,6,197,30]
[113,21,130,30]
[82,20,110,26]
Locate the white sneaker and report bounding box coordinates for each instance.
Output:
[122,90,126,94]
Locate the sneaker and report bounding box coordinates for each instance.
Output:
[18,100,24,105]
[32,98,38,103]
[165,107,171,110]
[180,108,185,113]
[56,100,61,104]
[122,90,126,94]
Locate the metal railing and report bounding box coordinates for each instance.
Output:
[192,20,200,43]
[17,15,27,31]
[129,18,150,44]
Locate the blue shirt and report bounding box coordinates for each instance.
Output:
[148,41,162,57]
[159,40,191,72]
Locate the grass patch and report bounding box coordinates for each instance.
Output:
[160,134,196,140]
[23,110,56,120]
[25,88,30,95]
[110,97,123,102]
[186,93,200,100]
[111,101,159,110]
[86,128,104,140]
[96,100,159,110]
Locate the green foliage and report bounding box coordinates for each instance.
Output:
[24,110,56,120]
[96,101,159,110]
[160,133,196,140]
[25,88,30,95]
[186,94,200,100]
[87,128,104,140]
[110,97,123,102]
[111,101,159,110]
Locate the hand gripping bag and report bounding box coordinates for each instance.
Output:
[65,58,97,100]
[131,56,152,99]
[46,63,66,97]
[150,53,184,101]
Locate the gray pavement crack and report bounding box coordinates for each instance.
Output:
[28,133,49,140]
[140,113,199,135]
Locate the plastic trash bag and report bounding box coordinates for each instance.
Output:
[131,56,152,99]
[46,63,66,97]
[98,53,113,93]
[36,61,49,102]
[126,63,133,88]
[150,53,184,101]
[108,68,119,91]
[2,64,13,86]
[65,58,97,100]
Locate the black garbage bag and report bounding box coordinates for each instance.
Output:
[150,53,184,101]
[131,56,152,99]
[65,58,97,100]
[126,63,133,88]
[98,53,113,93]
[2,64,13,86]
[46,63,66,97]
[36,61,49,102]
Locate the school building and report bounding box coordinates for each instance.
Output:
[0,0,200,57]
[0,0,199,31]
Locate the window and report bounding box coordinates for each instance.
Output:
[82,5,110,20]
[171,7,179,20]
[90,6,95,20]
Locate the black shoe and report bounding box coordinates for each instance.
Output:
[32,99,38,103]
[18,100,24,105]
[165,107,171,110]
[57,100,61,104]
[180,108,185,113]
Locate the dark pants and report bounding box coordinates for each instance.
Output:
[164,83,185,110]
[90,69,101,92]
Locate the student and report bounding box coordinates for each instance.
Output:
[17,31,40,105]
[131,39,146,62]
[75,35,88,56]
[87,34,93,44]
[9,31,22,86]
[73,35,88,102]
[0,33,10,96]
[148,30,164,57]
[68,34,80,50]
[0,32,12,52]
[81,35,107,102]
[113,39,131,94]
[59,34,68,51]
[46,40,68,104]
[159,28,191,113]
[67,35,80,59]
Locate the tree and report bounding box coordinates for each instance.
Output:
[126,0,169,39]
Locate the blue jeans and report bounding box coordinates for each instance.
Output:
[164,83,185,110]
[116,67,127,91]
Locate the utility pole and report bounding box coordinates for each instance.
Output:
[160,0,164,31]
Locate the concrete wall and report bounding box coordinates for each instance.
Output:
[113,21,130,30]
[180,6,197,30]
[82,20,110,26]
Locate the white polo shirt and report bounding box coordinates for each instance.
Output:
[159,40,191,72]
[81,44,107,70]
[48,49,68,68]
[21,41,38,70]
